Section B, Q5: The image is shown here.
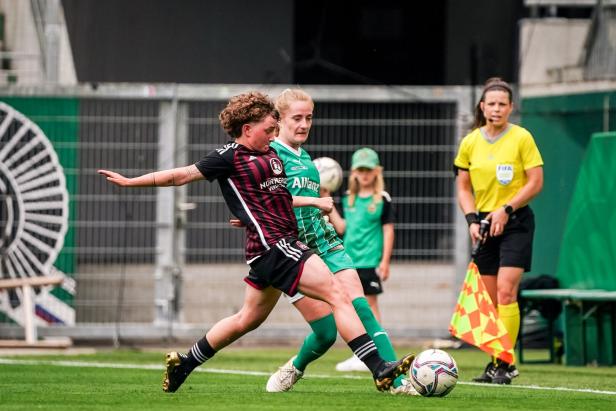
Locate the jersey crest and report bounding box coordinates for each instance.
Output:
[270,158,284,175]
[496,164,514,185]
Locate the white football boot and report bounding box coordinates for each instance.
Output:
[266,356,304,392]
[335,355,370,372]
[389,378,421,396]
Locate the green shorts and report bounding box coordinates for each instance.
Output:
[320,247,355,274]
[284,246,355,304]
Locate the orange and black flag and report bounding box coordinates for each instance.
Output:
[449,261,514,364]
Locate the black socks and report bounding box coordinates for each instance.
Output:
[184,336,217,371]
[347,333,385,375]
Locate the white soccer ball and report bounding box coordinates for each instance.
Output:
[313,157,343,192]
[409,349,458,397]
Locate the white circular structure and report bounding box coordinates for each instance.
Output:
[0,102,69,310]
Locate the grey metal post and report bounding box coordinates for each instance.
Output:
[154,94,185,327]
[453,89,473,304]
[173,102,189,324]
[44,0,61,83]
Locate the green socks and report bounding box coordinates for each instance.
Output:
[352,297,405,387]
[292,313,337,372]
[352,297,396,361]
[291,297,405,388]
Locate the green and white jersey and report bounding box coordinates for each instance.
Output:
[271,139,342,254]
[341,191,395,268]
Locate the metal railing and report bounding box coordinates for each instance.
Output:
[583,2,616,80]
[0,83,473,340]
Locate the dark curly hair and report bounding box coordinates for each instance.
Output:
[219,92,279,138]
[472,77,513,129]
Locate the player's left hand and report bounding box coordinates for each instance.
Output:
[377,262,390,281]
[229,218,245,228]
[98,169,131,186]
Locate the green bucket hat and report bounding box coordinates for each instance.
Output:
[351,147,380,170]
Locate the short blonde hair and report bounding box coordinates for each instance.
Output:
[275,88,314,117]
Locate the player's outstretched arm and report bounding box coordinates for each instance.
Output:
[292,196,333,213]
[98,165,204,187]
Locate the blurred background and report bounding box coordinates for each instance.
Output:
[0,0,615,347]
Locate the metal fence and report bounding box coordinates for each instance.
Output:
[584,3,616,80]
[0,84,473,340]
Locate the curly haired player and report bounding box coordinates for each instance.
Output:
[98,91,413,393]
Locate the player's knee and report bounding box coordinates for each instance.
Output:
[327,281,353,306]
[497,288,517,305]
[327,292,350,311]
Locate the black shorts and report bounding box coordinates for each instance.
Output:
[244,238,313,296]
[475,206,535,275]
[357,268,383,296]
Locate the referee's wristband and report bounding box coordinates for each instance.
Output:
[465,212,480,226]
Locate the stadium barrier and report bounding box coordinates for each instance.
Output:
[0,275,71,347]
[0,83,477,342]
[519,289,616,366]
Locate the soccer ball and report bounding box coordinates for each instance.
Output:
[409,349,458,397]
[313,157,343,192]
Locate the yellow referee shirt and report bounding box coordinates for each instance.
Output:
[454,124,543,212]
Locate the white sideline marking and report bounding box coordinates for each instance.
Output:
[1,358,615,396]
[461,381,616,396]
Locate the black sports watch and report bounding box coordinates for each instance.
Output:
[503,204,514,215]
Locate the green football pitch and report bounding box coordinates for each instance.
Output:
[1,346,615,410]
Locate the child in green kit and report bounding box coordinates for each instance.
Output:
[327,148,396,372]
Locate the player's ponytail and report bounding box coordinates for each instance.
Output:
[348,173,359,207]
[372,167,384,206]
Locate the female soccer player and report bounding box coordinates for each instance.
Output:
[263,89,415,395]
[453,78,544,384]
[99,91,413,394]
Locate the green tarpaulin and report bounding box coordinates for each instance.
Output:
[556,132,616,290]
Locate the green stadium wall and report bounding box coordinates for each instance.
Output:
[0,97,78,306]
[556,132,616,290]
[521,91,616,286]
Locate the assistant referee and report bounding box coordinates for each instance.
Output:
[453,77,544,385]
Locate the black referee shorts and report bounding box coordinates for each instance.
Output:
[244,238,313,296]
[475,206,535,275]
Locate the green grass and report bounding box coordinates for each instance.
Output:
[1,347,615,410]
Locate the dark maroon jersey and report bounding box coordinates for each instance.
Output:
[195,142,299,262]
